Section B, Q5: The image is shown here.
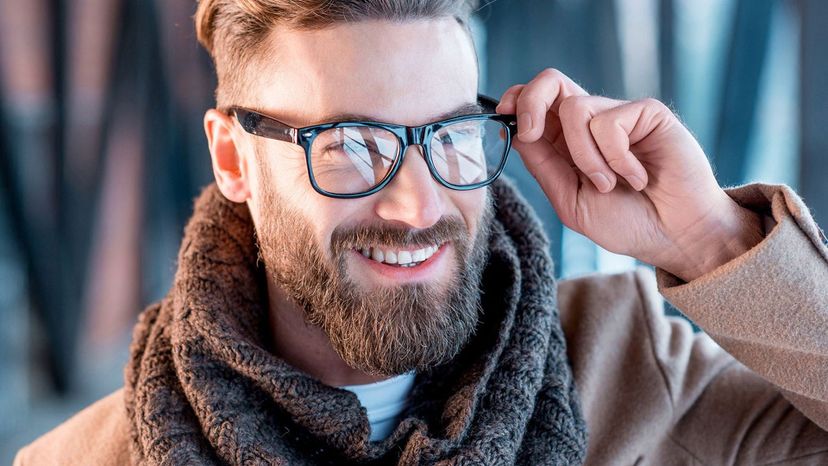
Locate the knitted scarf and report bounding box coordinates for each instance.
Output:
[123,179,588,465]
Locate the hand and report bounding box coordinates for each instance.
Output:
[497,69,765,282]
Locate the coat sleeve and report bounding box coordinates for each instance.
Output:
[653,183,828,462]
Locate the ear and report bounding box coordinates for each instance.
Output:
[204,109,251,203]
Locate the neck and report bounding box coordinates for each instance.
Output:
[264,273,389,387]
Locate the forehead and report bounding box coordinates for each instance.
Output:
[250,19,479,127]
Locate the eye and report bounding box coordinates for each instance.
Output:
[321,142,346,154]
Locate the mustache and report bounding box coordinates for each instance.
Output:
[329,216,468,257]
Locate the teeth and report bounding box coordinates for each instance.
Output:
[385,251,398,265]
[412,249,426,262]
[397,251,413,265]
[357,244,442,267]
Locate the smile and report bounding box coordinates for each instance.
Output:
[356,244,442,268]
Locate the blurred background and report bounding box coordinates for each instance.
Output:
[1,0,826,461]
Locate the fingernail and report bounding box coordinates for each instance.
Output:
[590,173,612,193]
[628,175,645,191]
[518,112,533,136]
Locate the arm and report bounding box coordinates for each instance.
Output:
[657,183,828,432]
[501,67,828,461]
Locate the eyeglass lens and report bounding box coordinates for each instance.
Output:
[308,119,508,195]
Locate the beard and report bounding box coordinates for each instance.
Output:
[253,164,493,377]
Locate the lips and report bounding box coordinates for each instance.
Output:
[356,244,442,268]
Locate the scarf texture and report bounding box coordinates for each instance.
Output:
[123,179,588,465]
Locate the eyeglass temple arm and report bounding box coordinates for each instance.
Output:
[232,108,297,143]
[477,94,501,113]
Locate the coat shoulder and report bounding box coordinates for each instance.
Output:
[13,387,131,466]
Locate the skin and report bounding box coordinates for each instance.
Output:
[496,72,764,282]
[204,19,764,386]
[204,19,485,386]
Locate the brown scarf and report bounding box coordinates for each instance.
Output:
[123,179,588,465]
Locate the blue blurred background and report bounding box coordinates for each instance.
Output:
[1,0,826,461]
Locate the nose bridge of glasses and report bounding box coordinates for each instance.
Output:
[396,127,434,180]
[403,124,442,166]
[392,142,441,202]
[405,125,428,146]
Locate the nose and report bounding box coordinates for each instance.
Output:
[373,145,444,229]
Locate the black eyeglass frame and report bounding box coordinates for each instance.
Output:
[228,94,518,199]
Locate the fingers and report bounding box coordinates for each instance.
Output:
[495,84,524,114]
[496,70,621,193]
[587,99,666,191]
[498,69,674,194]
[497,69,588,143]
[516,70,588,143]
[511,135,580,229]
[557,96,626,193]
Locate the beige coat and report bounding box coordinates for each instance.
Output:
[14,183,828,465]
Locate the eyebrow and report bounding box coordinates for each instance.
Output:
[308,102,485,127]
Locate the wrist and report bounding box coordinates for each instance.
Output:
[655,201,765,283]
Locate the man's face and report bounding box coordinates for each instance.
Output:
[242,19,492,376]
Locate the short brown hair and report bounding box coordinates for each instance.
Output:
[195,0,479,108]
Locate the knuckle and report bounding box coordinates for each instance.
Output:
[568,148,594,166]
[558,95,585,118]
[539,67,564,81]
[642,97,668,113]
[514,87,530,104]
[515,90,544,115]
[606,155,630,171]
[514,90,533,112]
[505,84,525,95]
[588,114,611,137]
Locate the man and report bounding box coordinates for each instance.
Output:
[14,0,828,464]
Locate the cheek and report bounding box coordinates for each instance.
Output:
[254,141,310,191]
[302,199,372,257]
[447,189,489,234]
[249,150,334,242]
[255,152,322,211]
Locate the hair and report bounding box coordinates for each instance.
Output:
[194,0,480,108]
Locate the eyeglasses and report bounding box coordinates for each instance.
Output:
[229,94,517,199]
